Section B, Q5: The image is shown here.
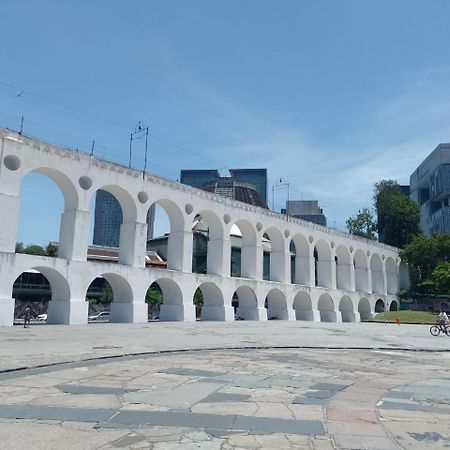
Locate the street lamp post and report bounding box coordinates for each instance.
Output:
[273,178,290,220]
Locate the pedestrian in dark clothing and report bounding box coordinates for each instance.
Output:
[23,306,31,328]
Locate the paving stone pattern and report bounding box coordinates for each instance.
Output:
[0,323,449,449]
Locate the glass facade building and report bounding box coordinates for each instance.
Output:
[93,190,155,248]
[410,144,450,235]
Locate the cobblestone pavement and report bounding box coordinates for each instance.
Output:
[0,322,449,449]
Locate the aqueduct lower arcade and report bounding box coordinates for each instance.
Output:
[0,130,401,326]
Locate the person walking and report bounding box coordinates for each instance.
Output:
[23,305,31,328]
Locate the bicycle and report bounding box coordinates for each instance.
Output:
[429,323,450,336]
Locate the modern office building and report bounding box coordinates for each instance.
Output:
[281,200,327,226]
[180,168,268,208]
[93,190,155,247]
[410,143,450,235]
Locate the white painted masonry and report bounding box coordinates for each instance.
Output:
[0,129,400,326]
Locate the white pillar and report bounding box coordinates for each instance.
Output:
[110,302,148,323]
[337,263,353,291]
[58,209,89,261]
[207,235,230,277]
[0,298,14,326]
[382,269,388,295]
[295,255,315,286]
[119,221,147,267]
[167,229,193,272]
[270,242,289,283]
[201,305,234,321]
[0,192,19,253]
[47,300,88,325]
[160,304,196,322]
[241,237,263,279]
[317,259,333,288]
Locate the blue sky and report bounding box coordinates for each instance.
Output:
[1,0,450,244]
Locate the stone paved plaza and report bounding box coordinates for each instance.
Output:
[0,322,449,449]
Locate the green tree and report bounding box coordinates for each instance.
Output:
[193,288,203,307]
[400,234,438,287]
[23,245,46,256]
[99,284,113,304]
[374,180,421,248]
[346,208,377,240]
[431,262,450,295]
[145,285,163,307]
[46,242,58,257]
[15,242,24,253]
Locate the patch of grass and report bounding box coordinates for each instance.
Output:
[373,310,438,324]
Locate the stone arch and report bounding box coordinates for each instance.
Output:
[375,298,385,313]
[265,288,288,320]
[195,282,229,321]
[264,226,286,282]
[150,199,186,271]
[234,285,259,320]
[293,291,314,321]
[318,293,337,322]
[371,254,384,294]
[18,168,79,258]
[339,295,356,322]
[94,184,138,224]
[152,277,187,321]
[354,249,368,292]
[25,167,79,211]
[389,299,399,311]
[291,234,310,285]
[315,240,333,288]
[194,209,226,276]
[358,297,372,320]
[232,219,257,279]
[336,246,352,291]
[385,257,398,295]
[12,266,71,324]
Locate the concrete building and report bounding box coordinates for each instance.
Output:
[410,143,450,235]
[0,129,400,326]
[180,168,268,207]
[94,190,155,247]
[281,200,327,226]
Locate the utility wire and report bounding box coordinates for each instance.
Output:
[0,80,228,168]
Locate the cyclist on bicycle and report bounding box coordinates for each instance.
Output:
[438,310,449,331]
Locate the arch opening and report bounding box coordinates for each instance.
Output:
[336,246,351,291]
[265,289,288,320]
[375,298,385,313]
[147,199,185,271]
[339,295,355,322]
[17,172,68,258]
[263,227,286,282]
[293,291,314,321]
[231,220,257,279]
[385,257,398,295]
[318,293,337,322]
[354,250,368,293]
[315,240,333,288]
[151,278,185,321]
[389,300,399,311]
[234,285,259,320]
[12,266,71,324]
[291,234,310,285]
[358,297,372,321]
[371,254,384,294]
[194,282,229,321]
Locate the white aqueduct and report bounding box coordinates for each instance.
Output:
[0,129,401,326]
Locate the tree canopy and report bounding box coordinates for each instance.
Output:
[400,233,450,295]
[374,180,421,248]
[345,208,377,240]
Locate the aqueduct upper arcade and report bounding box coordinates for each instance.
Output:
[0,129,401,326]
